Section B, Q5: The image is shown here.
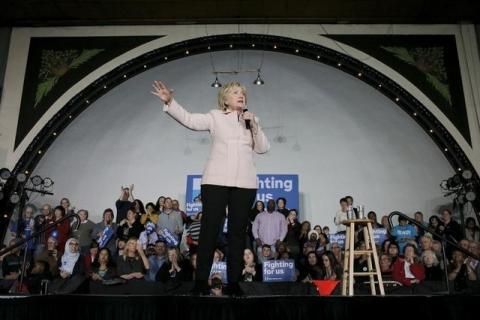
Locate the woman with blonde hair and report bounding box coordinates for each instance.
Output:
[116,237,149,280]
[152,80,270,295]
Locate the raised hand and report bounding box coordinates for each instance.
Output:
[151,80,173,105]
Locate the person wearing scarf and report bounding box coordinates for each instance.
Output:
[49,238,86,294]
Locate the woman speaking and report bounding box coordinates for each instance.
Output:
[151,80,270,295]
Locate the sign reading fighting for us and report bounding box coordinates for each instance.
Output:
[209,261,227,283]
[262,259,296,282]
[185,174,299,216]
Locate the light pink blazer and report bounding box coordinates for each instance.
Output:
[164,99,270,189]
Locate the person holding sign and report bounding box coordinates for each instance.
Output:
[152,80,270,295]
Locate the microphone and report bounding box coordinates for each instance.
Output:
[243,108,251,130]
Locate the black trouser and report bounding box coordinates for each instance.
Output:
[196,184,257,283]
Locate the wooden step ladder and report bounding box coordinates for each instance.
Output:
[341,219,385,296]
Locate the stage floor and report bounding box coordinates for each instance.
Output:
[1,281,479,320]
[0,293,478,320]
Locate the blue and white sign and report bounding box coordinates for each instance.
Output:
[373,228,388,245]
[98,226,114,249]
[262,259,296,282]
[161,228,179,247]
[329,233,346,248]
[185,175,203,216]
[210,261,228,283]
[186,174,299,216]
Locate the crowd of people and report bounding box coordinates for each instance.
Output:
[1,186,479,296]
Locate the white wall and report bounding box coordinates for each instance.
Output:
[29,50,454,228]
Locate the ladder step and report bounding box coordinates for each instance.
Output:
[352,250,374,254]
[352,272,379,276]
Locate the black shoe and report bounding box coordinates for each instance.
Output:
[226,282,244,297]
[190,280,210,296]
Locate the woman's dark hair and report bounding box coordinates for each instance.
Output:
[54,205,66,217]
[145,202,156,211]
[134,199,146,214]
[306,251,318,265]
[428,215,444,229]
[276,197,287,206]
[93,247,114,269]
[155,196,166,211]
[321,250,339,269]
[318,232,330,244]
[403,243,418,256]
[466,217,480,230]
[253,201,265,213]
[103,208,115,220]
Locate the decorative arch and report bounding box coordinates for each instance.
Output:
[11,33,480,191]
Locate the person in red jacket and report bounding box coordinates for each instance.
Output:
[392,243,425,286]
[50,206,71,255]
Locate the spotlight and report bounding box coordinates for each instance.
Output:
[253,71,265,85]
[16,173,27,183]
[211,76,222,88]
[31,175,43,186]
[462,169,472,180]
[466,191,476,201]
[9,192,20,204]
[0,168,11,180]
[43,177,54,188]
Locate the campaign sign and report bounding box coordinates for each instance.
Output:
[186,174,299,216]
[262,259,296,282]
[161,228,179,247]
[185,175,203,216]
[329,233,346,248]
[373,228,388,245]
[210,261,228,283]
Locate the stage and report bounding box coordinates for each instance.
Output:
[0,282,479,320]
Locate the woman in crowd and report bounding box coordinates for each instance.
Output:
[116,238,149,280]
[116,207,144,242]
[447,249,477,285]
[49,238,86,294]
[84,240,99,276]
[428,215,444,239]
[421,249,443,281]
[51,206,70,254]
[298,221,312,250]
[320,251,342,280]
[74,209,96,255]
[284,209,301,258]
[392,243,425,286]
[331,242,344,266]
[156,247,191,283]
[241,248,261,282]
[465,217,480,242]
[387,241,400,263]
[140,202,159,225]
[316,232,330,256]
[91,248,117,282]
[379,253,393,277]
[134,199,146,216]
[301,251,323,282]
[35,236,60,277]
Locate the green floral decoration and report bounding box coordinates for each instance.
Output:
[381,46,452,106]
[35,48,104,107]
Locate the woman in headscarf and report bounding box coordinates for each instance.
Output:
[49,238,86,294]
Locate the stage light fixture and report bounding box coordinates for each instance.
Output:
[0,168,11,180]
[43,177,54,188]
[462,169,472,180]
[16,173,27,183]
[31,175,43,186]
[211,76,222,88]
[10,192,20,204]
[253,71,265,85]
[466,191,476,202]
